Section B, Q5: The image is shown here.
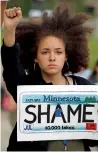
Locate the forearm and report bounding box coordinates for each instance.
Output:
[4,28,15,47]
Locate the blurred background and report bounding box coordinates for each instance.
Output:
[1,0,98,151]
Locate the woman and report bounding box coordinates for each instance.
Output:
[1,3,96,151]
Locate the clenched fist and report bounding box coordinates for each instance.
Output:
[4,7,22,30]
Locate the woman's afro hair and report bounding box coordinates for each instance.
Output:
[16,2,92,74]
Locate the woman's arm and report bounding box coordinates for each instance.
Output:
[1,7,25,102]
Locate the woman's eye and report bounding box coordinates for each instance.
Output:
[42,50,48,54]
[42,52,47,54]
[57,51,62,54]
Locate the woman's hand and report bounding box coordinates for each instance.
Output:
[4,7,22,29]
[4,7,22,46]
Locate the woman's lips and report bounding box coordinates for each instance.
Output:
[48,64,57,66]
[48,64,57,68]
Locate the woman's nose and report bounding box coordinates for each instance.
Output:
[49,53,55,61]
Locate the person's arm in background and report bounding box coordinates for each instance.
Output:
[1,78,17,111]
[1,0,7,25]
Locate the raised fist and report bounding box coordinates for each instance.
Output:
[4,7,22,30]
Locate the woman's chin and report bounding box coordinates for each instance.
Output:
[45,69,60,75]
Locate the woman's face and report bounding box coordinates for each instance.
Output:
[35,36,67,75]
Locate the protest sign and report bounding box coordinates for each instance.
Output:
[17,85,98,141]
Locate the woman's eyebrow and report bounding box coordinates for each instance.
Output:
[42,48,50,50]
[55,48,62,50]
[42,48,63,50]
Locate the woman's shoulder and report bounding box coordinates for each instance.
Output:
[66,75,93,85]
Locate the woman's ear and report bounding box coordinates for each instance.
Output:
[65,58,67,61]
[34,59,37,63]
[65,53,67,61]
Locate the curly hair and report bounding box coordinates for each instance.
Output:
[16,21,40,73]
[15,2,92,75]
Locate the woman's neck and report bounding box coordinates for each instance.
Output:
[41,72,66,85]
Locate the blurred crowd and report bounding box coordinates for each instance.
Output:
[75,59,98,84]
